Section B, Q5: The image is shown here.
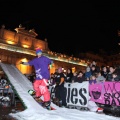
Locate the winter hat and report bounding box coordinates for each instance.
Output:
[36,48,42,54]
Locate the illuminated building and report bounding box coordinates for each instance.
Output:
[0,24,87,74]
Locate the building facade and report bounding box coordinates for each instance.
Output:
[0,25,87,75]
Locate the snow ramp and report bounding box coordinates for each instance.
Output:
[0,63,49,111]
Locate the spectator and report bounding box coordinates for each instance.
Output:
[89,74,97,85]
[65,68,73,83]
[71,71,78,83]
[91,65,97,76]
[112,68,120,81]
[74,71,86,83]
[90,60,100,72]
[101,66,108,78]
[85,66,92,81]
[96,72,106,83]
[54,67,67,107]
[106,66,116,81]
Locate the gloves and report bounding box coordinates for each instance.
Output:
[20,62,29,65]
[53,84,56,88]
[20,61,24,64]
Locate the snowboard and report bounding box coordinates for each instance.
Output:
[28,90,56,110]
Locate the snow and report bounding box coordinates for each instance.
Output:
[0,63,119,120]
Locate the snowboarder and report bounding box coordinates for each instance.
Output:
[20,48,53,109]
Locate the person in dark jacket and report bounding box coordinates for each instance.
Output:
[65,68,73,83]
[74,71,86,83]
[71,71,78,83]
[54,67,67,107]
[106,66,116,81]
[101,66,108,78]
[90,65,98,76]
[90,60,100,73]
[112,68,120,81]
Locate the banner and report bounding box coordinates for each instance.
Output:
[49,86,55,100]
[89,81,120,106]
[64,81,89,107]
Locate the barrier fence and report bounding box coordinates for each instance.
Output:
[50,81,120,107]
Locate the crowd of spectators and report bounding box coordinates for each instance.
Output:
[47,60,120,111]
[26,60,120,112]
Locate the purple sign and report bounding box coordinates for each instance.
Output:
[89,81,120,106]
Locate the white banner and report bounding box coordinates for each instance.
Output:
[64,81,89,107]
[49,81,89,107]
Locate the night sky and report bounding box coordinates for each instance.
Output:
[0,1,120,57]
